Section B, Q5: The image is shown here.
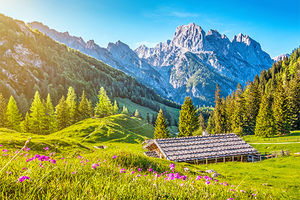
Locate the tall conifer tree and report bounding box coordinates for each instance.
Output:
[255,94,276,137]
[113,100,119,114]
[55,96,69,130]
[273,82,291,135]
[94,87,113,118]
[46,94,57,133]
[29,91,47,134]
[154,109,169,139]
[78,91,90,120]
[231,84,246,135]
[213,85,227,133]
[66,87,77,125]
[6,96,22,131]
[178,97,198,137]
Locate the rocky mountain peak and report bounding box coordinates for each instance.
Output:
[172,22,206,51]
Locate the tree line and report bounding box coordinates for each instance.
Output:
[0,87,127,134]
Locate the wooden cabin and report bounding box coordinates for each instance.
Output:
[143,134,260,164]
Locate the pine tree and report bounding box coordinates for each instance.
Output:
[288,74,300,130]
[0,93,7,127]
[6,96,22,131]
[273,82,291,135]
[29,91,47,134]
[113,100,119,114]
[66,87,77,125]
[21,112,30,133]
[121,106,129,115]
[255,93,276,137]
[198,113,206,130]
[45,94,57,133]
[213,85,227,133]
[134,109,140,118]
[78,91,90,120]
[94,87,113,118]
[154,109,169,139]
[225,93,235,133]
[87,100,93,117]
[178,97,199,137]
[231,84,246,135]
[243,82,260,135]
[55,96,69,130]
[207,113,215,134]
[146,113,150,123]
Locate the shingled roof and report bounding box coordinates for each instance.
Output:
[144,134,259,162]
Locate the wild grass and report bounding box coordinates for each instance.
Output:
[0,116,299,199]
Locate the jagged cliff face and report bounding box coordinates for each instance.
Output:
[29,22,273,105]
[135,23,273,104]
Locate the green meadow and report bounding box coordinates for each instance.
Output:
[0,115,299,199]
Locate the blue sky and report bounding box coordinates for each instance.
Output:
[0,0,299,57]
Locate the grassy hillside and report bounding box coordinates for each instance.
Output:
[0,115,299,199]
[0,114,153,151]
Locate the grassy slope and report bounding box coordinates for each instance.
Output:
[116,97,180,134]
[0,114,153,153]
[1,117,299,199]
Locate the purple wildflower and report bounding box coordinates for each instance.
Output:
[17,176,30,183]
[205,181,211,185]
[138,168,142,172]
[196,176,202,180]
[50,159,56,164]
[148,168,153,172]
[2,149,8,153]
[131,171,135,174]
[120,168,126,173]
[170,163,175,170]
[112,155,117,159]
[92,163,97,169]
[44,147,49,151]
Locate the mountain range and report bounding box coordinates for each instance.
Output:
[29,22,274,105]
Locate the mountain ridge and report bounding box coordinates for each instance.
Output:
[29,21,274,105]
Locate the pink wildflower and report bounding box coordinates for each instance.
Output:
[138,168,142,172]
[17,176,30,183]
[2,149,8,153]
[112,155,117,159]
[227,198,234,200]
[50,159,56,164]
[120,168,126,173]
[205,181,211,185]
[44,147,49,151]
[196,176,202,180]
[180,183,184,187]
[72,171,76,174]
[92,163,97,169]
[131,171,135,174]
[148,168,153,172]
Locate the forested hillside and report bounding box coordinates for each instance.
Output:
[206,48,300,137]
[0,14,179,117]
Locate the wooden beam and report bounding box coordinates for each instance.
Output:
[232,156,234,162]
[215,158,217,163]
[206,158,208,165]
[241,155,243,162]
[223,157,225,163]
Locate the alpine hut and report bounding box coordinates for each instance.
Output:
[143,134,260,164]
